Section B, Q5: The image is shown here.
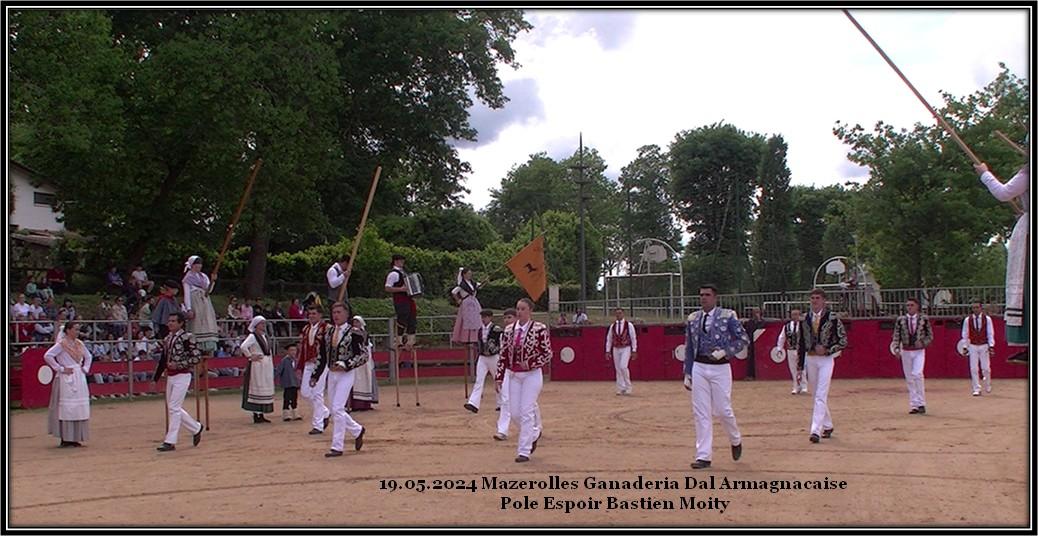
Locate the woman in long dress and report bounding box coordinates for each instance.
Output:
[241,316,275,423]
[346,315,378,411]
[43,322,92,447]
[182,255,219,353]
[451,267,483,344]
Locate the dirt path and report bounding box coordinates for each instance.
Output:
[8,378,1029,527]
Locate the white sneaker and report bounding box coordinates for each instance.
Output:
[972,390,981,396]
[799,387,808,394]
[791,388,798,395]
[985,386,992,393]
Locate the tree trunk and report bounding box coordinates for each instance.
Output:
[243,218,270,299]
[124,158,190,269]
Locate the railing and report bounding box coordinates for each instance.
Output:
[7,313,557,367]
[558,286,1006,324]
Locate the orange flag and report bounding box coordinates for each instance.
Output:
[506,235,548,301]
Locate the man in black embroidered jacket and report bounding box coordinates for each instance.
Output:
[155,311,204,452]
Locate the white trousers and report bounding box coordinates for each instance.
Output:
[785,349,808,392]
[900,349,926,409]
[612,347,632,394]
[498,371,541,436]
[301,362,330,431]
[507,369,543,457]
[164,372,201,445]
[805,355,834,436]
[327,369,363,452]
[690,362,741,462]
[967,344,992,393]
[468,355,502,409]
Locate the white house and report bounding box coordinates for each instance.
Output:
[9,161,64,233]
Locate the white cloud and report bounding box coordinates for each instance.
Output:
[460,8,1030,210]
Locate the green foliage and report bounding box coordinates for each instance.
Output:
[751,135,798,292]
[10,9,531,291]
[618,144,682,270]
[372,205,500,252]
[789,185,855,288]
[670,123,764,291]
[833,65,1028,287]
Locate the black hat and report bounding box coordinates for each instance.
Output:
[162,279,179,290]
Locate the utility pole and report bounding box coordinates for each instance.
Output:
[569,133,589,303]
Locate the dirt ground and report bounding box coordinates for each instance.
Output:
[8,377,1031,527]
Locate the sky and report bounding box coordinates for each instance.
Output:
[453,8,1031,210]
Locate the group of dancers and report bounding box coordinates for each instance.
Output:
[38,160,1028,467]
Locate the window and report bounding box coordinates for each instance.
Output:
[33,191,57,208]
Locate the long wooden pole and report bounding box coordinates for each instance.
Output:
[843,10,1023,215]
[209,158,264,291]
[337,166,383,303]
[994,130,1028,157]
[842,11,982,163]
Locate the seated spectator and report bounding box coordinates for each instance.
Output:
[62,299,77,321]
[32,312,55,342]
[105,266,126,295]
[37,277,55,301]
[24,278,42,300]
[96,295,112,321]
[109,296,129,337]
[572,309,589,325]
[11,294,30,318]
[14,313,34,345]
[29,296,45,318]
[137,295,154,330]
[557,312,568,326]
[43,297,58,320]
[227,296,242,328]
[46,266,67,294]
[272,301,288,337]
[129,265,155,293]
[288,297,304,328]
[240,299,254,324]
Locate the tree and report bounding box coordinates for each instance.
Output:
[373,205,500,252]
[483,154,570,241]
[834,66,1028,287]
[670,123,763,291]
[10,10,532,296]
[789,185,856,289]
[750,135,798,292]
[618,145,682,272]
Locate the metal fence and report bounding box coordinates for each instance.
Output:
[558,286,1007,324]
[7,312,558,366]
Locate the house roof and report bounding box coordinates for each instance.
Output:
[10,160,55,188]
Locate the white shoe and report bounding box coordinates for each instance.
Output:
[616,391,623,396]
[972,391,981,396]
[791,388,798,395]
[799,387,808,394]
[985,386,992,394]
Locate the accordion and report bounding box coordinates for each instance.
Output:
[404,272,424,297]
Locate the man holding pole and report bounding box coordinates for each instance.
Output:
[155,312,204,452]
[326,255,352,306]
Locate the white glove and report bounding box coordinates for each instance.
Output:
[711,349,726,361]
[683,374,692,391]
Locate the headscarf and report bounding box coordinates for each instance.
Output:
[248,315,266,334]
[249,315,269,355]
[184,255,201,274]
[182,255,209,290]
[351,315,367,331]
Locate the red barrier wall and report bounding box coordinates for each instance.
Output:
[18,348,471,409]
[550,317,1028,382]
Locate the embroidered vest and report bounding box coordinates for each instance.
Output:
[612,321,632,348]
[784,322,800,350]
[967,315,988,345]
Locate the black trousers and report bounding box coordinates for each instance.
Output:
[283,387,298,409]
[393,300,417,334]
